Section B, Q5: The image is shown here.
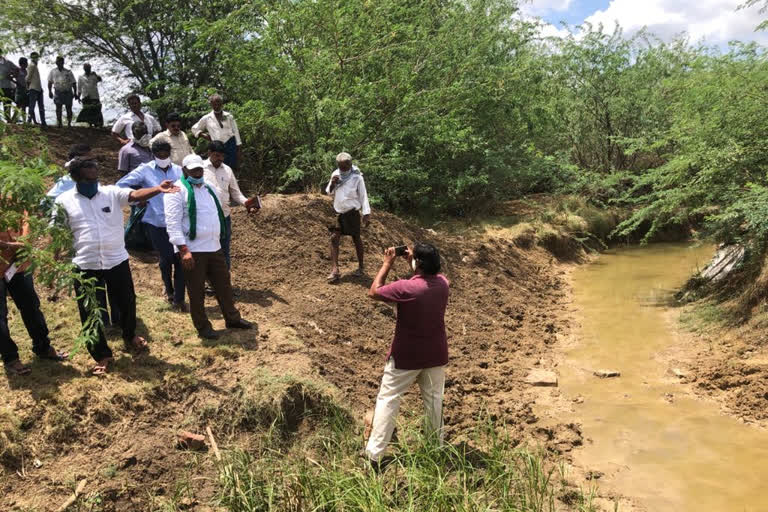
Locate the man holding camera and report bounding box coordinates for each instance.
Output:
[365,243,449,466]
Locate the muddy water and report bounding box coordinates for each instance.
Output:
[564,243,768,512]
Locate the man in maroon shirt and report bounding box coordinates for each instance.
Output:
[365,243,449,465]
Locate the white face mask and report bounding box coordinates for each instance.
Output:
[135,134,151,147]
[411,259,417,272]
[154,157,171,168]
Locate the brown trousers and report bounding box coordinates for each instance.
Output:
[184,250,241,332]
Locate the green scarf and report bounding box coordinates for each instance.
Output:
[180,175,226,242]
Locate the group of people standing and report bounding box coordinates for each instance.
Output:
[0,49,103,128]
[1,86,449,470]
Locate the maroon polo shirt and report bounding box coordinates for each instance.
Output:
[377,273,450,370]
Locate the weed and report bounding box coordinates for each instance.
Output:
[213,414,599,512]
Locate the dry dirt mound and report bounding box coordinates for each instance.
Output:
[226,194,568,436]
[1,126,579,510]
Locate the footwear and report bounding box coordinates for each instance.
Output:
[366,454,395,474]
[125,336,149,355]
[226,319,253,330]
[205,285,215,297]
[91,357,113,376]
[326,271,341,283]
[351,268,365,277]
[4,360,31,376]
[36,346,69,361]
[198,328,221,340]
[172,302,188,313]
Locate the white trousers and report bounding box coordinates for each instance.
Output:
[365,358,446,461]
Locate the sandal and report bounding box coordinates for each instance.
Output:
[351,268,365,277]
[91,358,113,376]
[125,336,149,354]
[326,271,341,283]
[37,346,69,362]
[5,360,31,376]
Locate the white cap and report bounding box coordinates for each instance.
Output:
[182,154,204,170]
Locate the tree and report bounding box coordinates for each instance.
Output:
[0,0,249,99]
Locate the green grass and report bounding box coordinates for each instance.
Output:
[679,302,729,333]
[212,414,602,512]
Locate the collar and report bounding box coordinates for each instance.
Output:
[211,110,229,118]
[152,161,172,171]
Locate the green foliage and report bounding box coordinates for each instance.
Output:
[614,43,768,243]
[214,415,601,512]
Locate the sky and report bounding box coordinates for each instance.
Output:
[523,0,768,45]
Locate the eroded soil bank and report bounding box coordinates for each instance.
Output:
[555,243,768,512]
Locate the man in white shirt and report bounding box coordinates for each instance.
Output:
[150,112,192,166]
[53,158,179,375]
[75,63,103,127]
[191,94,242,170]
[165,154,253,340]
[47,56,77,127]
[111,94,161,145]
[26,52,45,126]
[325,152,371,282]
[203,140,259,269]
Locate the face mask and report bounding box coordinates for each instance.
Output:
[155,157,171,168]
[186,175,204,185]
[411,259,418,272]
[76,182,98,199]
[135,134,151,147]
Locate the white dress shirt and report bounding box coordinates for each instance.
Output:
[325,167,371,215]
[165,179,222,253]
[54,185,133,270]
[26,62,42,91]
[47,68,76,92]
[203,159,248,217]
[112,111,162,139]
[191,111,242,145]
[150,130,193,166]
[77,73,100,100]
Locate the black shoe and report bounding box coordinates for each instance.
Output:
[365,455,395,474]
[198,328,221,340]
[225,319,254,330]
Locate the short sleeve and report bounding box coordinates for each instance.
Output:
[112,115,126,134]
[111,186,133,207]
[377,279,417,303]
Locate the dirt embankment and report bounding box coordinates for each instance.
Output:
[0,127,582,511]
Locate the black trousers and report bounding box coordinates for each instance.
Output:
[0,272,52,364]
[145,223,185,305]
[74,260,137,361]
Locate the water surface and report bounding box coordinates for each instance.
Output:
[564,243,768,511]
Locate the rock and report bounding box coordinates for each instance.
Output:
[586,470,604,481]
[573,396,584,404]
[525,369,558,387]
[33,458,43,469]
[669,368,688,379]
[700,244,745,282]
[177,431,207,451]
[594,369,620,378]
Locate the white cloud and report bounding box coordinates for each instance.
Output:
[583,0,768,44]
[521,0,574,17]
